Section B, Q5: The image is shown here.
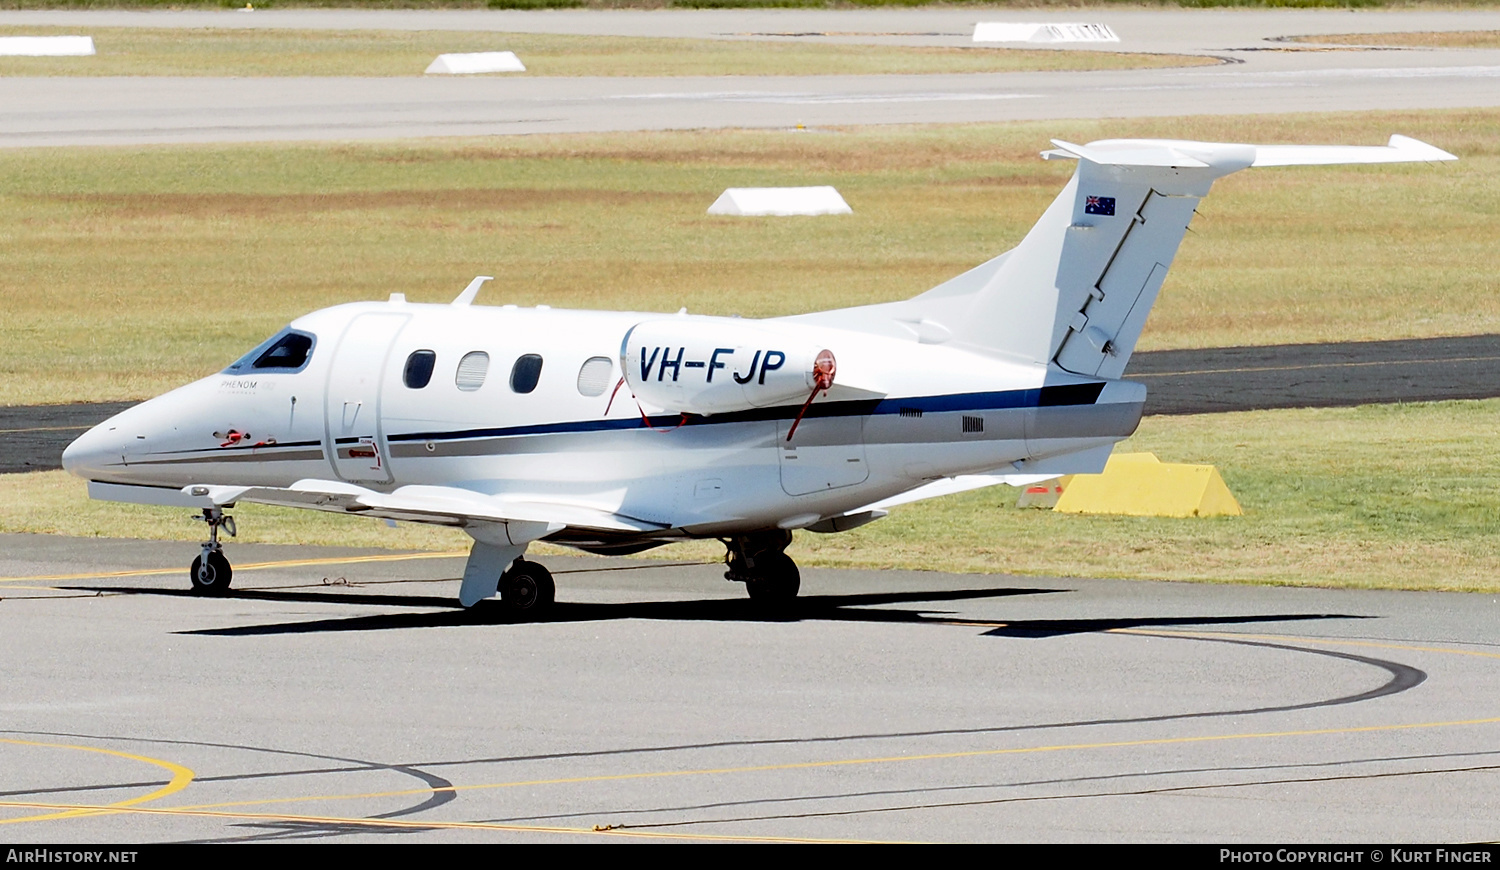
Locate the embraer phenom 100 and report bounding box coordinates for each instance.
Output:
[63,136,1456,617]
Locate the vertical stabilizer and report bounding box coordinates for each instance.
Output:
[948,136,1455,377]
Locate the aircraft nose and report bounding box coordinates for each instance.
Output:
[61,420,120,479]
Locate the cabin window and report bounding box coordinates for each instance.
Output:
[576,356,613,397]
[223,328,316,374]
[403,350,436,389]
[510,354,544,394]
[455,351,489,392]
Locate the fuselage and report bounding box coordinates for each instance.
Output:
[63,296,1146,544]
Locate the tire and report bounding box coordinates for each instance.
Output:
[745,552,800,604]
[500,560,555,617]
[189,551,232,595]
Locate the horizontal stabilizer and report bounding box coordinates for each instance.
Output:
[1250,134,1457,166]
[1043,134,1456,170]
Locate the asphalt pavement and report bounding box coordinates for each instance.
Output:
[2,533,1498,842]
[3,8,1499,146]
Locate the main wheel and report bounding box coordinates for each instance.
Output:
[189,550,232,596]
[745,552,800,604]
[500,559,555,618]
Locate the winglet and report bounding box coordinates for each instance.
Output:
[452,275,494,307]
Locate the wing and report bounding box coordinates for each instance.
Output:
[86,479,667,534]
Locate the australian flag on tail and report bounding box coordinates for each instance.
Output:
[1085,195,1116,216]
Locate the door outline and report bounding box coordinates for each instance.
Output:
[323,313,409,484]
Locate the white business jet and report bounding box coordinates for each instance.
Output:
[62,135,1456,616]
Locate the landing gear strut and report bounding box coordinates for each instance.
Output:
[190,507,235,595]
[499,559,555,618]
[724,530,800,605]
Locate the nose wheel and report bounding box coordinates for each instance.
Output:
[189,507,235,595]
[190,550,232,595]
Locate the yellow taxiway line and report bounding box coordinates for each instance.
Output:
[0,739,195,825]
[4,715,1498,840]
[6,620,1497,838]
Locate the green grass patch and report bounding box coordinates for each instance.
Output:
[797,400,1500,592]
[7,400,1500,592]
[1,108,1493,406]
[0,25,1212,77]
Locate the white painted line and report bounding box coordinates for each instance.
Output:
[609,91,1038,105]
[732,92,1038,105]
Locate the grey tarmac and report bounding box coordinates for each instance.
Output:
[2,8,1499,146]
[1,532,1499,842]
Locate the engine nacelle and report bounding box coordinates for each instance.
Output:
[621,320,832,414]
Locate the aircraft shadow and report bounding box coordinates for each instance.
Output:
[69,582,1360,640]
[75,584,1051,635]
[978,613,1367,638]
[65,584,464,610]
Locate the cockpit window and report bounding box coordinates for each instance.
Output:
[223,328,316,374]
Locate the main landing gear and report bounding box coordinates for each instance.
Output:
[724,530,801,606]
[498,559,555,618]
[190,507,236,595]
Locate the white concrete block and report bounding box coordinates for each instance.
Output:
[0,36,96,57]
[707,186,851,217]
[973,23,1119,44]
[425,51,525,75]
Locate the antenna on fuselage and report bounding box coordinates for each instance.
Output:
[451,275,494,307]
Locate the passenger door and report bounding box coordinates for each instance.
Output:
[324,313,409,484]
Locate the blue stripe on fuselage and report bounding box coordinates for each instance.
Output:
[387,383,1105,445]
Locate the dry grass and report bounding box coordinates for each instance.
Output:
[796,400,1500,592]
[0,25,1213,77]
[1294,30,1500,48]
[3,110,1496,593]
[1,109,1493,406]
[7,399,1500,592]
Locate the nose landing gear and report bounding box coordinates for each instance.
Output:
[724,530,801,606]
[190,507,235,595]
